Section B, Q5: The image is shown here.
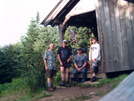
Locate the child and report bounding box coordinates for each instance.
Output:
[89,37,101,82]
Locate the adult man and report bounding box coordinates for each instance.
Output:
[73,48,88,83]
[89,37,101,82]
[44,43,56,91]
[57,40,72,87]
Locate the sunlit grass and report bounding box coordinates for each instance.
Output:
[79,74,128,88]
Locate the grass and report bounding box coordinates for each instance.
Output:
[69,74,129,101]
[69,95,92,101]
[0,78,28,97]
[78,74,128,88]
[0,74,129,101]
[0,78,52,101]
[16,90,52,101]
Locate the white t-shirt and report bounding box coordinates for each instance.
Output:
[89,43,101,61]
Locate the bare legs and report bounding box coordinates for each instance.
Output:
[60,67,70,87]
[60,67,70,82]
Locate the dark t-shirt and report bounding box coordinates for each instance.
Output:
[57,46,72,62]
[73,54,88,67]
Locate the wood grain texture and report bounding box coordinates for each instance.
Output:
[96,0,134,72]
[99,72,134,101]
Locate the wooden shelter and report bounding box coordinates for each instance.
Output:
[41,0,134,76]
[99,71,134,101]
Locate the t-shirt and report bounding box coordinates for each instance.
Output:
[43,49,56,70]
[73,54,88,67]
[89,43,101,61]
[57,46,72,62]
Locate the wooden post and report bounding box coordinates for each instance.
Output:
[58,24,67,46]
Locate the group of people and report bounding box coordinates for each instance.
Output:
[43,37,101,91]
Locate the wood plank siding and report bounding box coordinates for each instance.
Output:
[95,0,134,72]
[99,72,134,101]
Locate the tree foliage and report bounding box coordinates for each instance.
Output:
[0,13,94,92]
[0,44,22,84]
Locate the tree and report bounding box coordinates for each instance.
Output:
[65,26,94,49]
[0,44,22,84]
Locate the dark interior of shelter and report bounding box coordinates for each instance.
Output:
[66,11,98,40]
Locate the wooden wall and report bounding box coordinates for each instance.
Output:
[95,0,134,72]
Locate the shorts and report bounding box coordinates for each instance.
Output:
[92,60,99,73]
[46,70,57,78]
[60,62,71,68]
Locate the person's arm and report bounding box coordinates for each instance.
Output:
[67,55,72,62]
[74,63,79,70]
[80,55,88,69]
[73,56,79,70]
[43,51,48,70]
[57,54,63,66]
[89,46,93,62]
[57,47,63,66]
[44,59,48,70]
[80,62,87,69]
[67,48,72,62]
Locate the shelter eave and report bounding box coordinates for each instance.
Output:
[41,0,80,27]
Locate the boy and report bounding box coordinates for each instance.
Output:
[89,37,101,82]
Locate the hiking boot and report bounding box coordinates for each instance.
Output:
[52,86,56,90]
[65,83,71,87]
[59,82,65,86]
[48,86,54,92]
[75,81,80,84]
[91,76,96,82]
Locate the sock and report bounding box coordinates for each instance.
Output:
[66,81,69,84]
[62,80,65,84]
[48,83,52,87]
[93,73,96,77]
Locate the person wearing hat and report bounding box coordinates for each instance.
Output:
[57,40,72,87]
[73,48,88,83]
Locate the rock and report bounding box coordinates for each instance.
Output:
[56,86,67,89]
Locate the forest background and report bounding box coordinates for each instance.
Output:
[0,13,94,96]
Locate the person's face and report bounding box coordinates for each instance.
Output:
[49,44,55,50]
[77,49,82,54]
[92,39,97,44]
[62,42,67,48]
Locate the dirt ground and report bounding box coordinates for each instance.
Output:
[0,81,113,101]
[38,82,113,101]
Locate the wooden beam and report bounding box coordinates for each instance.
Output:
[58,24,67,45]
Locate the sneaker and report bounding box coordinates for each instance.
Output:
[48,86,54,92]
[81,80,85,83]
[91,76,96,82]
[59,82,65,86]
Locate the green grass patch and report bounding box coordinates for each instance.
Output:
[17,90,52,101]
[79,74,128,88]
[0,78,52,101]
[95,91,108,97]
[0,78,28,97]
[69,95,92,101]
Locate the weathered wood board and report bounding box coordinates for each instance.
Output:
[95,0,134,72]
[99,72,134,101]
